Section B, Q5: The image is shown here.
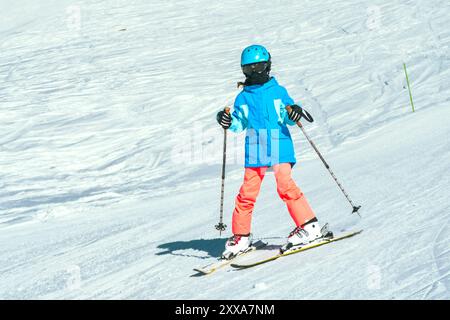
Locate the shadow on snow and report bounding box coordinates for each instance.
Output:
[156,238,225,259]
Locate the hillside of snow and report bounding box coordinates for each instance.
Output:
[0,0,449,299]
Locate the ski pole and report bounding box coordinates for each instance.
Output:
[286,106,361,217]
[403,62,415,113]
[215,107,231,235]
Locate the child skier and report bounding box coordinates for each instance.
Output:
[216,45,323,259]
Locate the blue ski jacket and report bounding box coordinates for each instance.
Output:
[229,77,298,168]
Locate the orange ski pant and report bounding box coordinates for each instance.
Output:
[232,163,316,235]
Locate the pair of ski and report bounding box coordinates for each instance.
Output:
[193,229,363,275]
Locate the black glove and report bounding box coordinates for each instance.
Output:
[216,109,232,129]
[288,104,303,122]
[288,105,314,123]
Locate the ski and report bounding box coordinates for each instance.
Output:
[193,240,267,275]
[230,230,363,269]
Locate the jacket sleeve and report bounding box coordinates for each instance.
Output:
[280,87,298,126]
[229,95,249,133]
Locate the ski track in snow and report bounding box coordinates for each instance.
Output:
[0,0,449,299]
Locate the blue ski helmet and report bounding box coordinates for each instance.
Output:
[240,45,271,66]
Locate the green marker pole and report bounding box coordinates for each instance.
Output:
[403,62,415,113]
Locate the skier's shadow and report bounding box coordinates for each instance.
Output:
[156,238,225,259]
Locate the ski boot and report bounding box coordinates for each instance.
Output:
[221,234,252,260]
[280,219,332,253]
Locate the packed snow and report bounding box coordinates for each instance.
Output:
[0,0,449,299]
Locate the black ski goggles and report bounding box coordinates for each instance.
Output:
[241,61,270,76]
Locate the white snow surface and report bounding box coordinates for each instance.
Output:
[0,0,449,299]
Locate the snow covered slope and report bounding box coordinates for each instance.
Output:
[0,0,449,299]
